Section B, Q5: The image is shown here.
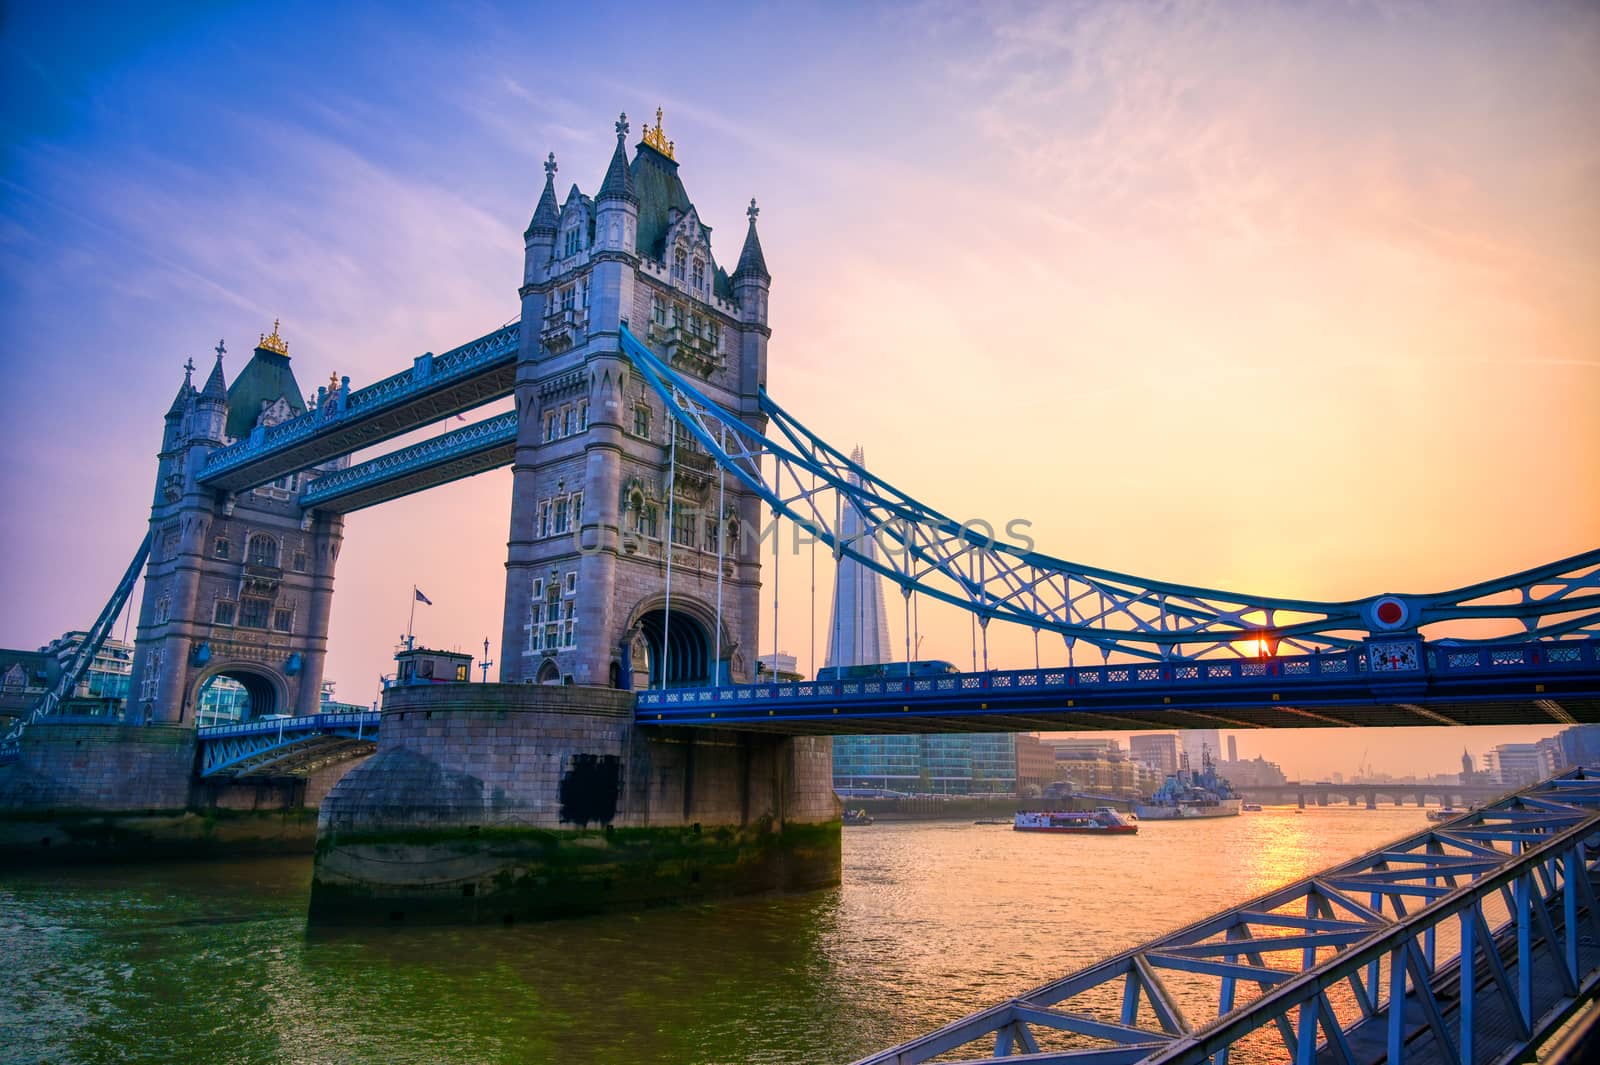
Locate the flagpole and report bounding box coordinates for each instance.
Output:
[408,586,417,650]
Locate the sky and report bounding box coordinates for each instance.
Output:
[1,1,1596,779]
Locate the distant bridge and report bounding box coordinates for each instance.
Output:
[1239,782,1517,810]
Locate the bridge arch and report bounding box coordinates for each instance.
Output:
[623,595,733,689]
[188,661,288,726]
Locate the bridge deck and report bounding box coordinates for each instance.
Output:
[638,639,1599,734]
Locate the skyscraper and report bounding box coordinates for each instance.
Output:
[824,447,893,669]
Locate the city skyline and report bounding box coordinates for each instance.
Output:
[2,3,1595,779]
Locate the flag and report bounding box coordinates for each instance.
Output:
[414,588,433,606]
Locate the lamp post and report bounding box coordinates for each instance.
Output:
[479,638,493,683]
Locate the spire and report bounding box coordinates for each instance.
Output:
[525,152,560,238]
[199,340,227,402]
[597,111,636,204]
[166,357,196,417]
[257,320,288,356]
[734,197,770,282]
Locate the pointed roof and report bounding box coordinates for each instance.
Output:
[524,152,560,238]
[199,351,228,403]
[597,112,636,205]
[166,358,196,417]
[733,198,770,283]
[224,326,307,439]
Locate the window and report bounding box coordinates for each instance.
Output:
[248,535,279,568]
[705,517,720,553]
[163,528,180,560]
[577,400,588,431]
[690,313,702,337]
[455,664,469,682]
[639,504,659,539]
[240,597,271,629]
[633,405,651,439]
[553,498,569,535]
[570,491,583,529]
[532,577,545,600]
[672,249,686,280]
[214,537,231,560]
[213,600,236,626]
[273,608,293,633]
[564,228,580,257]
[692,258,704,290]
[538,501,551,538]
[292,551,307,573]
[652,295,666,325]
[672,508,696,547]
[564,571,578,596]
[140,647,163,700]
[544,412,558,442]
[154,596,171,625]
[562,601,576,647]
[708,321,720,351]
[562,405,576,436]
[561,286,575,312]
[671,304,684,329]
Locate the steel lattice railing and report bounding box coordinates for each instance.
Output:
[852,767,1600,1065]
[620,326,1600,663]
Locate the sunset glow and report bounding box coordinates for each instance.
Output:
[1,2,1595,778]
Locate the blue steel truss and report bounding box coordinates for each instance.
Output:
[197,711,380,777]
[299,410,517,511]
[619,326,1600,663]
[198,323,520,491]
[637,636,1599,732]
[853,767,1600,1065]
[0,533,151,762]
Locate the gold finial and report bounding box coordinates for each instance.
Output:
[328,371,340,393]
[642,106,675,159]
[258,318,289,355]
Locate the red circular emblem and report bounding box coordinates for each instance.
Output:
[1376,601,1403,625]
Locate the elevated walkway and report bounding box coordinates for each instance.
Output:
[852,768,1600,1065]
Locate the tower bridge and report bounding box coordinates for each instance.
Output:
[1,108,1597,924]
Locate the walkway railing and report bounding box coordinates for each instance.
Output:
[636,636,1598,723]
[197,711,380,777]
[197,323,519,485]
[851,767,1600,1065]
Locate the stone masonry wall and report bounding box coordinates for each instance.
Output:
[0,722,195,811]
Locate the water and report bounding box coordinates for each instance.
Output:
[1,806,1429,1064]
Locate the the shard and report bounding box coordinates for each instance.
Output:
[824,447,893,669]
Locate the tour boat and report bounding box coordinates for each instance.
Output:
[1426,807,1464,823]
[1241,802,1264,812]
[1013,808,1138,835]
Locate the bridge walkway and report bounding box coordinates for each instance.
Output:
[852,768,1600,1065]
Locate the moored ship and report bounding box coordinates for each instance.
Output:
[1135,754,1243,821]
[1013,807,1138,835]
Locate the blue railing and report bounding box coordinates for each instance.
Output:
[299,410,516,508]
[198,323,519,483]
[636,637,1597,719]
[198,710,380,740]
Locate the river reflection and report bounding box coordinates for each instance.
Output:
[1,806,1428,1064]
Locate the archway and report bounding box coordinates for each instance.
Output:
[636,608,712,688]
[193,667,282,726]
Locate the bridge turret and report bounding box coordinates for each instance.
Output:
[523,152,560,288]
[162,358,196,454]
[192,347,229,445]
[732,199,771,407]
[594,112,639,258]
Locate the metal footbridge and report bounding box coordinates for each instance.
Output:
[197,712,380,778]
[854,767,1600,1065]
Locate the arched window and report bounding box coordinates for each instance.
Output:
[247,534,279,568]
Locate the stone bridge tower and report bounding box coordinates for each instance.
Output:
[500,110,772,690]
[126,327,345,725]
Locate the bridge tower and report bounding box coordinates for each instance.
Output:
[500,109,769,690]
[126,327,345,726]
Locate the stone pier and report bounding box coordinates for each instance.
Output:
[309,683,841,924]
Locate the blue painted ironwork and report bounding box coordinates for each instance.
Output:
[853,766,1600,1065]
[299,410,517,511]
[0,533,151,762]
[197,323,520,490]
[619,325,1600,664]
[637,636,1598,733]
[198,711,380,777]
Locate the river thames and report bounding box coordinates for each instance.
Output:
[2,806,1430,1064]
